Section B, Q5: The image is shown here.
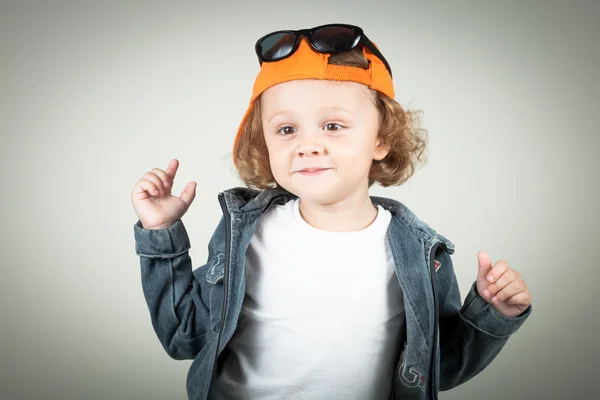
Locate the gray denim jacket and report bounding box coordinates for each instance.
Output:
[133,187,531,400]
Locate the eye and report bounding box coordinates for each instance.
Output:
[324,123,343,131]
[276,126,296,136]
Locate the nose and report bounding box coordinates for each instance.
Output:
[296,133,325,157]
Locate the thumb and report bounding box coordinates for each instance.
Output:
[477,250,493,283]
[179,181,197,208]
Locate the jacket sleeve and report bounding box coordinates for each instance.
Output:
[435,249,532,390]
[133,218,211,360]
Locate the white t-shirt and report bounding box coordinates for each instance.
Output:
[212,198,405,399]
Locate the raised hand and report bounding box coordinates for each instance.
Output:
[130,159,196,230]
[476,250,531,318]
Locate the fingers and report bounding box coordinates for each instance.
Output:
[149,168,173,194]
[178,181,197,207]
[475,252,532,312]
[165,159,179,179]
[142,172,166,195]
[134,159,180,198]
[505,291,531,308]
[151,159,179,193]
[481,267,520,300]
[477,251,493,283]
[137,178,162,197]
[488,277,525,304]
[485,260,510,284]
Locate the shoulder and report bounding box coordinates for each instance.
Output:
[371,195,455,253]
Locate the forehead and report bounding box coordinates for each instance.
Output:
[260,79,373,113]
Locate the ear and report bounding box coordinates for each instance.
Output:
[373,137,390,161]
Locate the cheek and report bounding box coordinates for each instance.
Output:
[268,139,294,156]
[267,146,290,172]
[269,153,284,167]
[264,138,281,157]
[333,137,376,160]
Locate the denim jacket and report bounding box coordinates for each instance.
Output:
[133,187,531,400]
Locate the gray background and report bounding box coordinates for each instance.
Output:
[1,0,598,399]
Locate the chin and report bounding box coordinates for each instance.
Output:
[287,184,345,205]
[275,173,359,205]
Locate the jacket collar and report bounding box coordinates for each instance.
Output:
[220,186,455,251]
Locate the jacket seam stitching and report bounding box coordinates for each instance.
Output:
[136,248,189,258]
[458,313,511,339]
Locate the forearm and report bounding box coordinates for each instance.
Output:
[439,282,532,390]
[134,218,210,360]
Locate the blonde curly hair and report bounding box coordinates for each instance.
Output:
[233,47,429,189]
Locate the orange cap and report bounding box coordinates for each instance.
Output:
[233,37,395,164]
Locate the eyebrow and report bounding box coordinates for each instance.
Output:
[267,106,356,123]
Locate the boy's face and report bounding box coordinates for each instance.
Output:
[260,79,389,204]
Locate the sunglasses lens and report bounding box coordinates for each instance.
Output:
[258,32,296,60]
[312,26,358,52]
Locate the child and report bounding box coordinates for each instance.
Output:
[131,23,532,400]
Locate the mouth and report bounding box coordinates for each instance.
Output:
[295,167,331,176]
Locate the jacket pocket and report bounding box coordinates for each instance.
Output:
[204,253,226,333]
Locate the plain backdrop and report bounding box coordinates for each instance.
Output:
[1,0,598,399]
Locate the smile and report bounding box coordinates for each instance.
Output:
[296,168,331,176]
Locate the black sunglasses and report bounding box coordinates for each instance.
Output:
[255,23,393,78]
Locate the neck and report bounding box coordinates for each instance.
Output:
[297,190,378,232]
